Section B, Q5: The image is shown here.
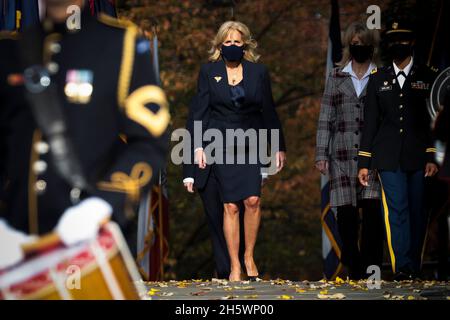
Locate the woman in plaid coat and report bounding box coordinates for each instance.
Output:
[315,22,383,279]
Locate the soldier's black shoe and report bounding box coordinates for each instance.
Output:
[393,271,412,281]
[411,272,423,282]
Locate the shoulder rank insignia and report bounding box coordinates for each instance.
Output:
[125,85,170,137]
[371,67,377,74]
[430,66,438,73]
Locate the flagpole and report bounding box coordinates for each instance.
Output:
[427,0,444,66]
[321,0,343,280]
[151,21,166,281]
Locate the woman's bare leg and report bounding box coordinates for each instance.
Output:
[223,202,241,281]
[243,196,261,277]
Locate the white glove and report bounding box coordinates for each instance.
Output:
[0,220,36,270]
[56,197,112,246]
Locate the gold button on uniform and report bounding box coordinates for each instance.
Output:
[34,141,49,154]
[400,129,403,133]
[399,105,403,109]
[400,117,403,121]
[33,161,47,174]
[47,62,59,74]
[35,180,47,193]
[50,42,61,54]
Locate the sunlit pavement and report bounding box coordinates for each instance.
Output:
[141,278,450,300]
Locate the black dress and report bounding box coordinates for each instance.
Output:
[188,60,286,203]
[212,81,262,203]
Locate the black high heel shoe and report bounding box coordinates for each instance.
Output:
[248,275,259,282]
[245,260,259,281]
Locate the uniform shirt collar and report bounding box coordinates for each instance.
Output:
[393,56,414,76]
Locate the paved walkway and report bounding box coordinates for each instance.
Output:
[141,278,450,300]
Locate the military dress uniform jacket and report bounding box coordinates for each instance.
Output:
[358,64,437,171]
[0,12,170,235]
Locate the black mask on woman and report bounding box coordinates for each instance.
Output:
[389,43,413,61]
[221,44,245,62]
[349,44,374,63]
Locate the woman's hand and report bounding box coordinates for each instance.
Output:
[425,162,439,177]
[315,160,329,175]
[276,151,286,172]
[195,148,207,169]
[184,182,194,193]
[358,168,370,187]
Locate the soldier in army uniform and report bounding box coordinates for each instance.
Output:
[357,21,439,280]
[0,0,170,269]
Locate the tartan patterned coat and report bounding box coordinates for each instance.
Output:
[316,66,380,208]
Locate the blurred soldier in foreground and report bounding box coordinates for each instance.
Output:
[0,0,170,269]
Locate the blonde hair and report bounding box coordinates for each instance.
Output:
[337,21,380,67]
[208,21,260,63]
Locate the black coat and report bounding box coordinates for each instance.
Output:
[185,59,286,189]
[0,13,169,235]
[358,63,438,171]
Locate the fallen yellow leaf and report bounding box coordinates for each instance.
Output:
[278,295,294,300]
[318,293,346,300]
[147,288,160,295]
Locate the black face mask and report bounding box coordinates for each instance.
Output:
[221,44,245,62]
[389,43,413,61]
[349,45,374,63]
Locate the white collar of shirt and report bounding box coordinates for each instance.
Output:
[393,56,414,77]
[393,56,413,88]
[342,61,376,80]
[342,61,376,97]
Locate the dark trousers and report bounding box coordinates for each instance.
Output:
[379,168,427,274]
[198,169,245,279]
[336,199,384,279]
